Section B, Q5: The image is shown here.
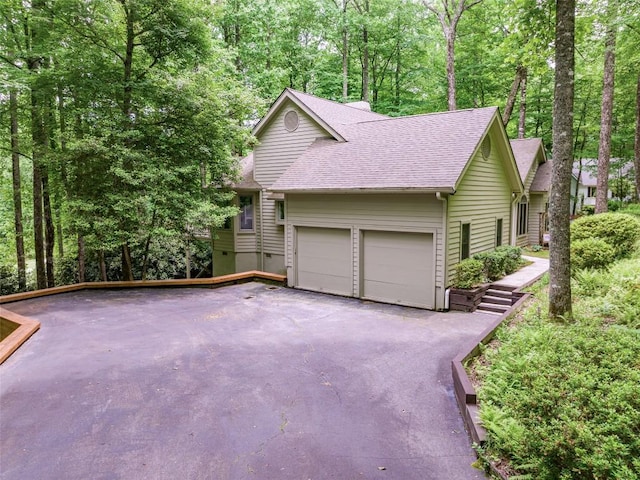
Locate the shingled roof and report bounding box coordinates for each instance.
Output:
[252,88,388,141]
[510,138,545,184]
[530,160,552,192]
[271,107,507,192]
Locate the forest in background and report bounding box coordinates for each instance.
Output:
[1,0,639,292]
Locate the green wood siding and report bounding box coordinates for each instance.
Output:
[447,134,513,284]
[249,101,330,273]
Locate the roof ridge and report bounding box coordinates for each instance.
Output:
[341,105,499,127]
[285,88,389,118]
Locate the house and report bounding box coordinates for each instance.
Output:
[510,138,551,247]
[214,88,539,310]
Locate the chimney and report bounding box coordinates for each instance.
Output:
[345,101,371,111]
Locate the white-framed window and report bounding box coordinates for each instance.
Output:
[587,186,597,198]
[275,200,285,225]
[517,197,528,236]
[239,195,254,232]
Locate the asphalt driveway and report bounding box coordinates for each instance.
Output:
[1,282,495,479]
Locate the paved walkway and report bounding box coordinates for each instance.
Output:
[491,255,549,289]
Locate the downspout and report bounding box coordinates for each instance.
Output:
[436,192,449,310]
[260,189,265,271]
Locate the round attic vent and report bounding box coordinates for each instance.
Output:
[284,110,299,132]
[481,136,492,159]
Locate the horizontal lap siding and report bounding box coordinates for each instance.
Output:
[447,137,513,284]
[213,230,233,251]
[528,193,547,246]
[254,101,330,187]
[285,194,444,303]
[252,100,330,267]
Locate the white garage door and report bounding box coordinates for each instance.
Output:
[362,231,434,309]
[296,227,352,296]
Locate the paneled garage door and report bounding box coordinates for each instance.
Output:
[362,231,434,309]
[296,227,352,296]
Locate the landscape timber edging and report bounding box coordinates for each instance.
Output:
[0,271,286,365]
[451,269,548,479]
[448,284,490,312]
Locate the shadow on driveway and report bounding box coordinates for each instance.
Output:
[1,283,494,479]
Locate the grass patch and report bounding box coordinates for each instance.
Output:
[521,247,549,259]
[474,258,640,479]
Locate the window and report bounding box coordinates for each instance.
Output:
[517,197,528,236]
[587,186,597,198]
[275,200,285,225]
[239,195,254,231]
[496,218,503,246]
[461,223,471,260]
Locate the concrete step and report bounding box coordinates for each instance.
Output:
[482,295,512,306]
[477,302,509,314]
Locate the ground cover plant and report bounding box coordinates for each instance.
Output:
[474,251,640,479]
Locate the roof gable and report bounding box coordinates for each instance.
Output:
[271,106,523,193]
[510,138,547,184]
[252,88,388,142]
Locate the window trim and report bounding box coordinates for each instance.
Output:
[461,222,471,260]
[496,218,503,247]
[517,197,528,237]
[275,200,285,225]
[238,194,255,233]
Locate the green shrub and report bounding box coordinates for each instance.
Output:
[607,199,622,212]
[580,205,595,215]
[452,258,485,289]
[473,245,522,281]
[619,203,640,218]
[570,238,616,271]
[571,212,640,259]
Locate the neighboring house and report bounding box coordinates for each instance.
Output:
[214,88,531,310]
[572,160,616,211]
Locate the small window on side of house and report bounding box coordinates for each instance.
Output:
[239,195,254,232]
[587,186,597,198]
[275,200,285,225]
[461,223,471,260]
[517,198,528,236]
[496,218,503,247]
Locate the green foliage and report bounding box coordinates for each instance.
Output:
[478,257,640,478]
[452,258,486,289]
[571,213,640,259]
[473,245,523,281]
[570,238,616,271]
[0,264,34,295]
[619,203,640,218]
[580,205,595,216]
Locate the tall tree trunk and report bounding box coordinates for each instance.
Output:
[394,19,401,107]
[549,0,575,320]
[595,17,616,214]
[424,1,484,111]
[10,90,27,291]
[78,235,86,283]
[634,72,640,201]
[518,68,528,139]
[42,171,55,287]
[122,244,134,281]
[341,0,349,102]
[502,65,524,126]
[99,249,107,282]
[362,26,369,102]
[445,28,457,111]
